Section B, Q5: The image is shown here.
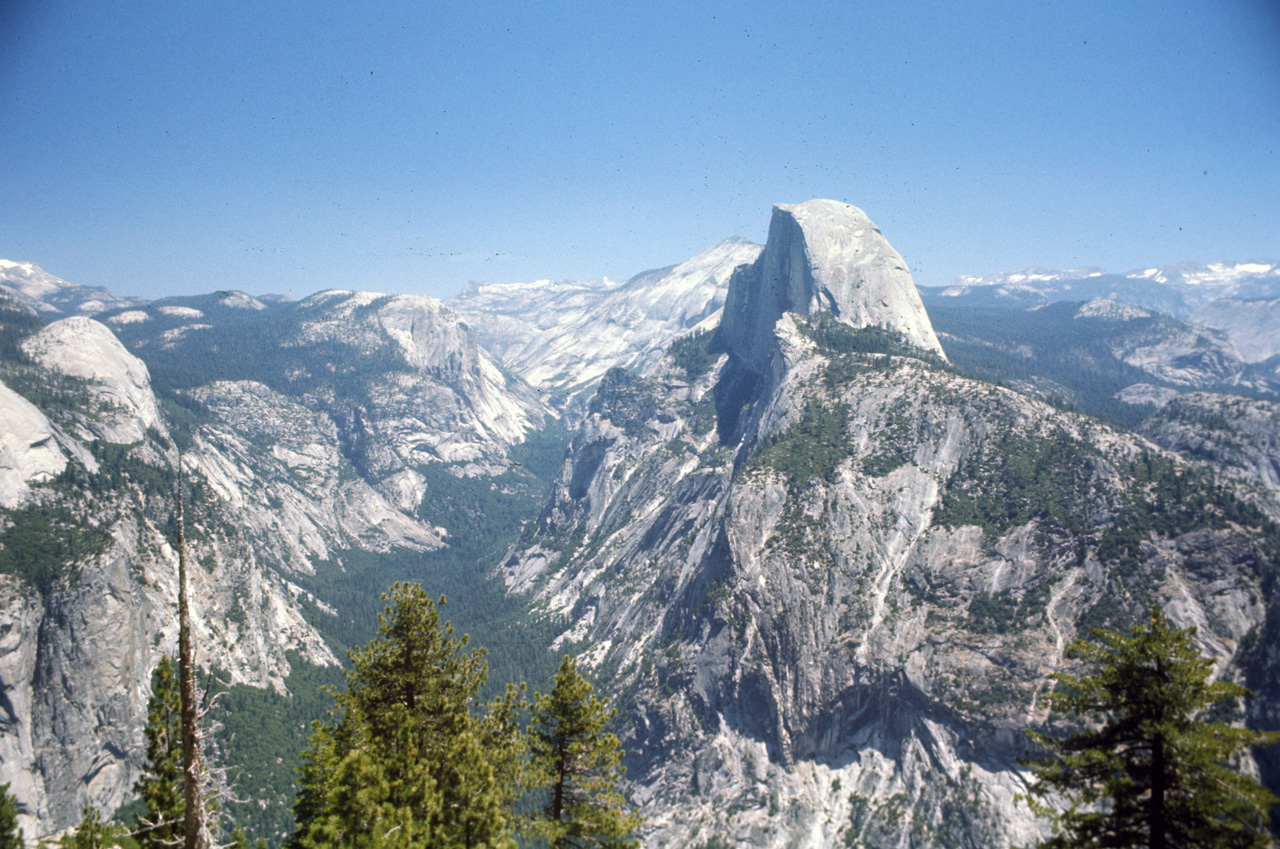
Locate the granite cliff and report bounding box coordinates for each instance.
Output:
[499,201,1280,848]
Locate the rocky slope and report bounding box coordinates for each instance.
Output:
[3,226,1278,846]
[499,202,1280,848]
[1139,393,1280,508]
[103,288,552,493]
[922,293,1280,427]
[0,260,144,316]
[449,238,762,396]
[0,282,556,838]
[0,311,332,834]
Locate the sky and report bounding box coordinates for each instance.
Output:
[2,0,1278,301]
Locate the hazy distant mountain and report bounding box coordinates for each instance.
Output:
[448,237,762,396]
[0,259,145,315]
[1191,297,1280,364]
[935,260,1280,315]
[923,295,1280,426]
[924,261,1280,367]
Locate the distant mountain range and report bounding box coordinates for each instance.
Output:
[922,261,1280,367]
[1,219,1278,848]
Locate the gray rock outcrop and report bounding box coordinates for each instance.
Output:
[0,383,66,508]
[0,284,552,838]
[718,200,944,373]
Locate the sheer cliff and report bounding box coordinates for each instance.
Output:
[499,201,1280,848]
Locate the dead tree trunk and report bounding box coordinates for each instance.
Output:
[176,458,212,849]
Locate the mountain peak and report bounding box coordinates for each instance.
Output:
[718,199,945,372]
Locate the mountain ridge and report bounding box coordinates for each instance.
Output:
[1,206,1278,846]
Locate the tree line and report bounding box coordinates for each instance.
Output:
[3,595,1276,848]
[7,582,639,849]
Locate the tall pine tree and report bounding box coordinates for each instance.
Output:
[135,655,183,849]
[527,655,641,849]
[289,582,522,849]
[1024,607,1279,849]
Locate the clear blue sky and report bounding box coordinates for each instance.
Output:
[2,0,1277,300]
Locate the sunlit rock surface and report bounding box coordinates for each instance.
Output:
[0,382,66,508]
[499,203,1278,849]
[719,200,944,373]
[450,238,763,394]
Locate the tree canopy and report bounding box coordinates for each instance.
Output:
[0,783,22,849]
[526,655,641,849]
[289,582,523,849]
[135,655,183,849]
[1024,607,1279,849]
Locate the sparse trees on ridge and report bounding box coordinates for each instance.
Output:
[1024,607,1278,849]
[62,806,127,849]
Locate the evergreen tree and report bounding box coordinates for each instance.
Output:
[289,582,522,849]
[1024,607,1279,849]
[0,783,22,849]
[527,655,641,849]
[136,655,184,849]
[62,806,126,849]
[228,824,267,849]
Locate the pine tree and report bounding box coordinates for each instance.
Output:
[0,783,22,849]
[1024,607,1279,849]
[527,655,641,849]
[62,806,126,849]
[289,582,522,849]
[136,655,184,849]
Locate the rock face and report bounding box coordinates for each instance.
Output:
[0,383,66,508]
[22,317,165,444]
[4,226,1280,846]
[921,293,1280,425]
[1074,300,1280,396]
[719,201,944,373]
[499,203,1280,848]
[287,290,547,472]
[449,238,763,395]
[0,285,552,838]
[1140,393,1280,506]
